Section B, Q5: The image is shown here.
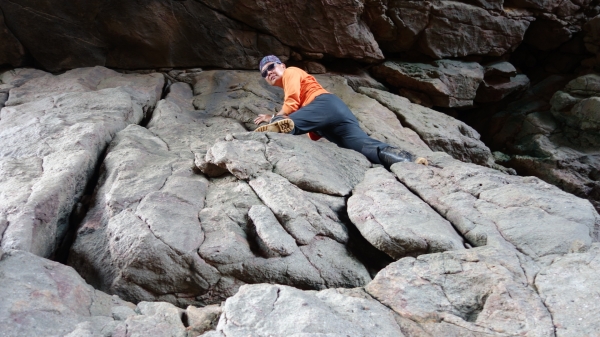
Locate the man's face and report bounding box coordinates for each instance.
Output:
[261,62,285,86]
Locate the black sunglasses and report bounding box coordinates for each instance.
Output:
[261,62,281,78]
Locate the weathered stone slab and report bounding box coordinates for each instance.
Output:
[366,246,555,337]
[0,67,163,258]
[535,243,600,337]
[248,205,297,257]
[348,167,465,259]
[208,284,407,337]
[475,74,530,103]
[359,87,496,167]
[204,132,372,196]
[371,60,484,108]
[391,153,600,260]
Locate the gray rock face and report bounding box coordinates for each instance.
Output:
[207,284,408,337]
[70,82,371,307]
[199,0,383,62]
[366,246,555,337]
[475,74,530,103]
[535,244,600,337]
[358,87,497,167]
[0,66,164,258]
[391,153,600,260]
[371,60,485,108]
[348,167,465,259]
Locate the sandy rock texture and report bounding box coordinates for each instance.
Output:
[490,74,600,213]
[0,66,163,258]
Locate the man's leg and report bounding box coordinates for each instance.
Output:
[319,95,427,167]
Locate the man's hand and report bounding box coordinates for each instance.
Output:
[254,114,273,125]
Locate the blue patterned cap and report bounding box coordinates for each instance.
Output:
[259,55,281,71]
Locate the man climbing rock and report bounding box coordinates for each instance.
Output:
[253,55,427,169]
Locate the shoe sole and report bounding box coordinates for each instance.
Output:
[415,157,428,166]
[254,119,295,133]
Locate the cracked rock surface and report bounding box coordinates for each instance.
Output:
[366,246,555,337]
[0,66,164,258]
[371,60,485,108]
[69,81,372,307]
[535,243,600,337]
[348,167,465,259]
[391,153,600,261]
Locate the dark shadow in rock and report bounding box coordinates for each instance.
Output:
[53,145,109,264]
[337,197,394,278]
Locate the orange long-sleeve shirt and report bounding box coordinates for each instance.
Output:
[281,67,329,115]
[281,67,329,140]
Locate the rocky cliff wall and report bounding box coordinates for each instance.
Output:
[1,1,600,336]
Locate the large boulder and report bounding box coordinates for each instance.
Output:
[0,0,383,72]
[0,66,164,258]
[371,60,485,108]
[348,167,465,259]
[475,62,530,103]
[391,153,600,261]
[204,284,409,337]
[535,243,600,337]
[366,246,555,337]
